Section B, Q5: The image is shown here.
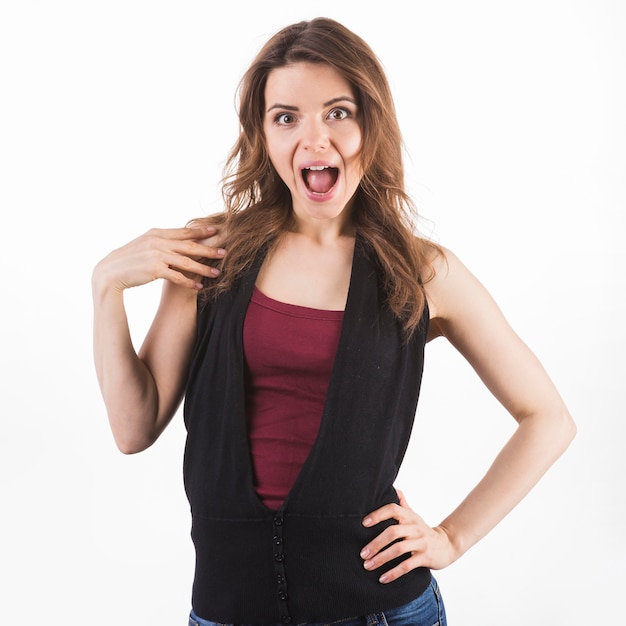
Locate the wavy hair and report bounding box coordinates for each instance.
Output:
[196,17,440,336]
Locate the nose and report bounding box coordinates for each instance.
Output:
[301,117,329,152]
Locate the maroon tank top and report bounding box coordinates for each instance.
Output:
[243,287,344,510]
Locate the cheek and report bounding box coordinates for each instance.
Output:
[265,144,285,173]
[344,141,364,185]
[266,145,297,187]
[345,144,362,177]
[265,134,290,168]
[343,131,362,164]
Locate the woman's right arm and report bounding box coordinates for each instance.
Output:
[92,226,224,454]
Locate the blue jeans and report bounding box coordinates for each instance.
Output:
[189,578,447,626]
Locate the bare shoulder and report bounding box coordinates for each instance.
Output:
[422,245,472,339]
[421,244,511,345]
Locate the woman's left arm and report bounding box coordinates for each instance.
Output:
[360,247,576,583]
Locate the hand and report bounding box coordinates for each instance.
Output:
[94,226,226,294]
[360,489,457,584]
[190,220,227,252]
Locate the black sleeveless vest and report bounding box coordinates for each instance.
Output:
[183,236,430,623]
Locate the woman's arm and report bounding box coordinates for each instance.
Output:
[92,226,224,454]
[360,247,576,582]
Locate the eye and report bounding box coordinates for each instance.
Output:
[274,112,297,126]
[327,107,351,121]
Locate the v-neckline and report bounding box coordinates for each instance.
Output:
[239,236,362,515]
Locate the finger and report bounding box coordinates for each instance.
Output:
[363,535,424,575]
[186,220,219,235]
[163,268,204,290]
[135,247,218,286]
[362,502,405,528]
[360,522,421,563]
[137,229,225,264]
[163,236,226,262]
[188,242,226,260]
[197,230,227,249]
[186,225,219,241]
[148,226,218,242]
[165,252,222,279]
[161,264,218,290]
[378,553,425,584]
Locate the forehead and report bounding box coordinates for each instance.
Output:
[264,62,355,106]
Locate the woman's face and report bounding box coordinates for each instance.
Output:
[263,62,362,230]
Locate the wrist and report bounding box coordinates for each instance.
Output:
[433,523,467,565]
[92,259,125,303]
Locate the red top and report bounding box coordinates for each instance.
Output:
[243,287,344,510]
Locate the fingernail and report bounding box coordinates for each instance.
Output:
[217,248,226,256]
[360,548,370,559]
[210,267,220,276]
[379,574,389,584]
[363,560,373,570]
[362,517,372,527]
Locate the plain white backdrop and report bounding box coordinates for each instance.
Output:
[1,1,624,624]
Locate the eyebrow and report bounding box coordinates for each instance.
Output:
[266,96,357,113]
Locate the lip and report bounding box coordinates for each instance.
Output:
[298,160,340,202]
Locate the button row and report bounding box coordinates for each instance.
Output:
[273,513,291,623]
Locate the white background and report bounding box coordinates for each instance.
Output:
[1,1,624,624]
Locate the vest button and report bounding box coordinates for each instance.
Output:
[278,590,288,601]
[277,574,285,585]
[273,534,282,545]
[274,553,285,562]
[274,515,283,526]
[281,615,292,624]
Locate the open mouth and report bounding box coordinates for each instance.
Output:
[301,165,339,195]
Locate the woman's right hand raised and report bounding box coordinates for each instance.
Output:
[93,225,226,294]
[92,225,226,453]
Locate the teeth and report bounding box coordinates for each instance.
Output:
[306,165,330,171]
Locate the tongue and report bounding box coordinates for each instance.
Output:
[306,169,336,194]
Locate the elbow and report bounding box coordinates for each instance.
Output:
[563,411,577,448]
[105,404,161,455]
[518,405,577,458]
[115,438,152,455]
[554,403,577,447]
[114,435,155,455]
[110,423,158,455]
[540,407,577,456]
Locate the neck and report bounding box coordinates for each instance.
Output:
[289,201,356,245]
[291,219,355,246]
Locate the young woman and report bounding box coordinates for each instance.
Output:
[92,18,575,626]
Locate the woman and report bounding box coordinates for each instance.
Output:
[92,18,575,626]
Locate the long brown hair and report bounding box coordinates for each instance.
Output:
[196,17,440,335]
